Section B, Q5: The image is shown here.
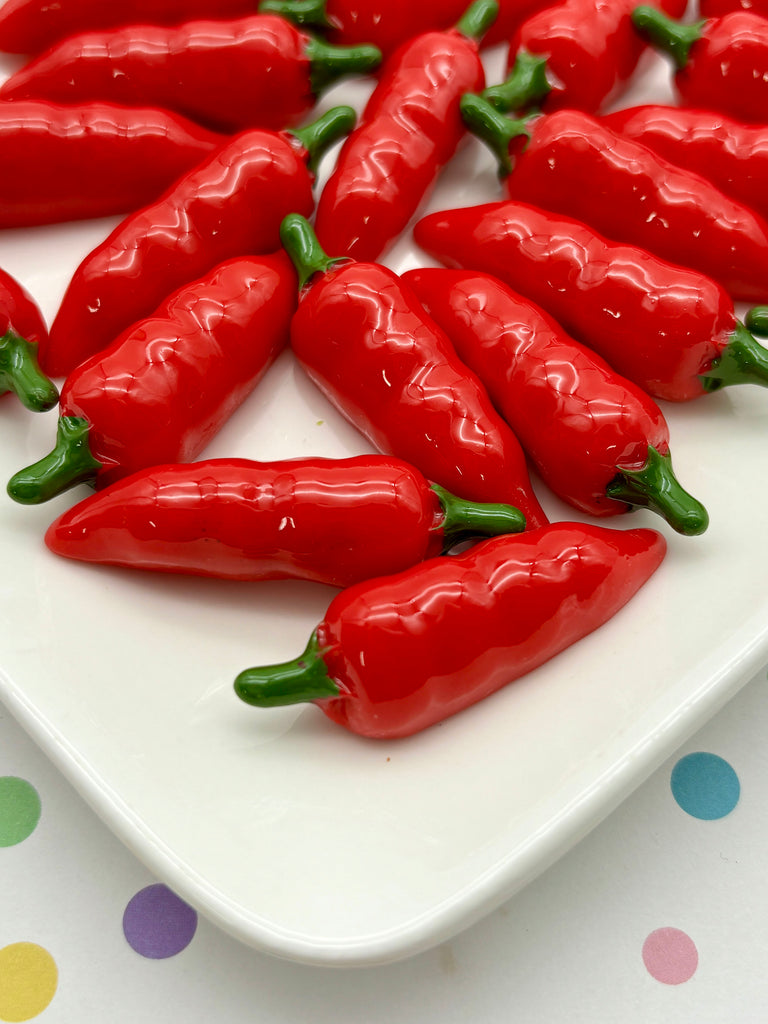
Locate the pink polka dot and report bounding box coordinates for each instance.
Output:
[642,927,698,984]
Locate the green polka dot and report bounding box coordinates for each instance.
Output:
[0,778,41,847]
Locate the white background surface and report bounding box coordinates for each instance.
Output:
[0,666,764,1020]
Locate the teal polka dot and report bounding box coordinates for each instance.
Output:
[670,752,740,820]
[0,777,41,846]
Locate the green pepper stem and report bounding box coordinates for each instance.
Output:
[483,50,552,114]
[288,105,357,175]
[460,91,533,177]
[631,6,705,69]
[744,306,768,337]
[7,415,101,504]
[305,37,382,96]
[431,484,526,547]
[456,0,499,41]
[0,331,59,412]
[700,320,768,391]
[257,0,334,29]
[605,445,708,536]
[234,631,340,708]
[280,213,348,290]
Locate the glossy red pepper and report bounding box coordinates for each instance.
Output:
[0,0,261,53]
[484,0,687,117]
[234,523,667,739]
[44,455,526,585]
[461,93,768,303]
[257,0,552,55]
[698,0,768,15]
[632,6,768,123]
[404,267,708,534]
[41,105,355,380]
[414,202,768,402]
[0,100,224,228]
[312,0,495,264]
[280,214,549,529]
[0,267,58,412]
[601,105,768,225]
[7,254,297,504]
[0,15,381,134]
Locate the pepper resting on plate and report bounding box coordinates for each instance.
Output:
[460,92,768,303]
[0,267,58,413]
[312,0,496,264]
[413,202,768,402]
[404,267,708,535]
[0,100,224,228]
[41,105,356,380]
[7,254,297,504]
[632,6,768,124]
[0,15,381,134]
[256,0,550,55]
[44,455,526,586]
[234,523,667,739]
[601,105,768,225]
[279,213,549,530]
[483,0,687,117]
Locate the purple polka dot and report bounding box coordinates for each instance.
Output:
[122,884,198,959]
[642,927,698,984]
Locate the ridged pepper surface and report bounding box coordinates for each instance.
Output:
[280,214,548,529]
[44,455,526,586]
[234,523,667,738]
[0,14,381,133]
[7,255,297,503]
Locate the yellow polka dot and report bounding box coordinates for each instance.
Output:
[0,943,57,1022]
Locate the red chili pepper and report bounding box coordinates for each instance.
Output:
[403,267,708,534]
[601,104,768,226]
[0,0,261,53]
[257,0,552,55]
[484,0,687,117]
[699,0,768,15]
[280,213,549,529]
[40,105,355,380]
[0,267,58,412]
[460,93,768,303]
[632,6,768,124]
[413,201,768,402]
[312,0,496,264]
[234,522,667,739]
[0,15,381,134]
[0,100,225,228]
[7,254,297,504]
[44,455,526,585]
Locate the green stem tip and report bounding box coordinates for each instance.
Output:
[700,320,768,391]
[280,213,348,289]
[0,330,59,412]
[288,104,356,174]
[482,50,552,115]
[305,37,382,96]
[631,6,705,69]
[605,445,708,536]
[234,631,340,708]
[258,0,334,30]
[7,415,101,505]
[744,306,768,338]
[432,484,525,547]
[456,0,499,42]
[460,91,532,177]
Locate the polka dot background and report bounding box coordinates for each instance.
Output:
[0,669,763,1021]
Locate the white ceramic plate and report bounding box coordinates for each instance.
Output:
[1,39,767,967]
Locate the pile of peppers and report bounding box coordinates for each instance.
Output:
[1,0,768,740]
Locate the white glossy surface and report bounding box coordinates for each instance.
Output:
[1,45,767,967]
